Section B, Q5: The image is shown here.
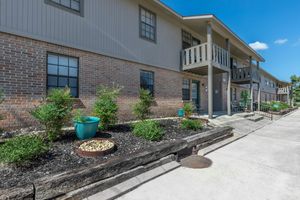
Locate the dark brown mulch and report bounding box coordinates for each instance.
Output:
[0,119,210,189]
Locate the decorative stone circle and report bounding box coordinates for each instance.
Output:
[76,138,116,157]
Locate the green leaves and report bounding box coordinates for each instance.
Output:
[133,89,154,120]
[181,119,203,131]
[0,135,49,165]
[93,85,122,130]
[183,103,195,119]
[31,88,73,141]
[133,120,164,141]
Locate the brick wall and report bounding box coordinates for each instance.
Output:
[0,32,207,130]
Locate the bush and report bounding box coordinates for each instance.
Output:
[93,85,122,130]
[133,89,154,120]
[240,90,250,110]
[270,101,290,112]
[0,135,49,165]
[133,120,164,141]
[181,119,203,131]
[260,102,271,112]
[31,88,73,141]
[183,103,194,118]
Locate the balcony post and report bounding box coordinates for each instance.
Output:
[257,61,261,111]
[207,22,213,119]
[258,83,261,111]
[226,39,231,116]
[249,56,254,112]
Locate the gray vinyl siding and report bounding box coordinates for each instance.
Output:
[0,0,203,72]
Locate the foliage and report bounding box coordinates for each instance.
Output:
[0,135,49,165]
[290,75,300,104]
[133,89,154,120]
[240,90,250,110]
[132,120,164,141]
[93,85,122,130]
[181,119,203,131]
[31,88,73,141]
[73,109,89,123]
[261,101,290,112]
[183,103,195,118]
[260,102,271,112]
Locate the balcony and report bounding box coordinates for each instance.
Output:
[182,43,229,75]
[277,87,290,95]
[231,67,260,84]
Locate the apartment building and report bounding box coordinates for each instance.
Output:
[0,0,289,129]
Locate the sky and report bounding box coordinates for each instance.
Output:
[161,0,300,82]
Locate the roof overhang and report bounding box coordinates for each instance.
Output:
[152,1,265,62]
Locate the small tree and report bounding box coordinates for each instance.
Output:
[31,88,73,141]
[240,90,250,111]
[183,103,195,118]
[93,85,122,130]
[133,89,154,120]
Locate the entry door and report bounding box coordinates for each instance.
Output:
[192,80,200,113]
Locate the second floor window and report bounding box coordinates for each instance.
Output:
[46,0,82,15]
[140,7,156,42]
[140,70,154,96]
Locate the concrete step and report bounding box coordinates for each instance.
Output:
[247,115,264,122]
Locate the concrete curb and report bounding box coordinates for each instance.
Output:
[86,161,181,200]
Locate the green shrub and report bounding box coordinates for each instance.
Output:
[31,88,73,141]
[93,85,122,130]
[0,135,49,165]
[183,103,195,118]
[73,109,87,123]
[181,119,203,131]
[133,89,154,120]
[240,90,250,110]
[133,120,164,141]
[260,102,271,112]
[270,101,290,112]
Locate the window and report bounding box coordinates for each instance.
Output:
[232,88,237,101]
[182,30,192,49]
[47,53,79,97]
[140,70,154,95]
[182,79,190,100]
[140,6,156,42]
[45,0,83,15]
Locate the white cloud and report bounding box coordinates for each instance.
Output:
[249,41,269,51]
[274,38,288,45]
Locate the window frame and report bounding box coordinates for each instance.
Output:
[45,0,84,16]
[140,70,155,96]
[182,79,191,101]
[139,6,157,43]
[46,52,79,98]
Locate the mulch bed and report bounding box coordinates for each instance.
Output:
[0,118,210,189]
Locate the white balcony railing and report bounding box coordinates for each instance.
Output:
[182,43,229,70]
[277,87,290,95]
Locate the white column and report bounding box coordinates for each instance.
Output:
[257,61,261,111]
[258,83,261,111]
[249,56,253,112]
[226,39,231,115]
[207,22,213,119]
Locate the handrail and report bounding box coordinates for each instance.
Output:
[182,43,229,68]
[231,67,260,82]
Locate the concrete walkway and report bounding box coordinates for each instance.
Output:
[117,110,300,200]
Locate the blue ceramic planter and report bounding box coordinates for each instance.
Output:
[74,116,100,140]
[178,108,185,117]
